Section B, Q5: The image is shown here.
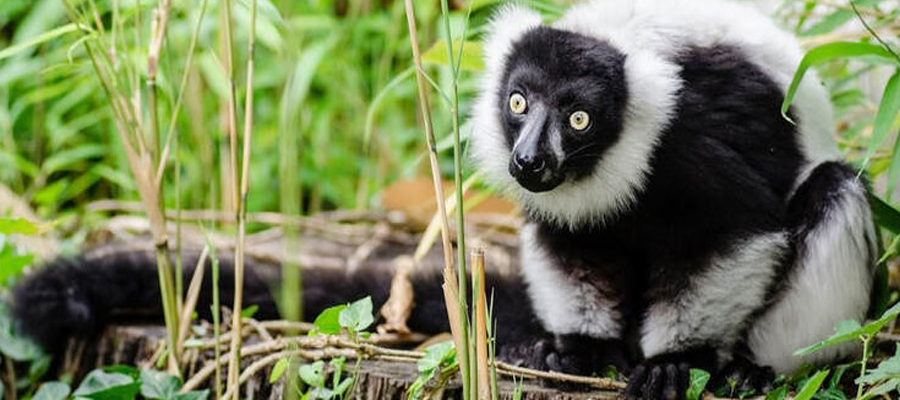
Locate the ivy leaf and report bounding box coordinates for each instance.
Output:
[686,368,710,400]
[33,382,71,400]
[73,370,141,400]
[0,304,44,361]
[139,369,181,400]
[313,305,347,335]
[338,297,374,333]
[417,341,456,374]
[173,390,209,400]
[298,361,326,388]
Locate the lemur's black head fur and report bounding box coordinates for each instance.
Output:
[498,27,628,193]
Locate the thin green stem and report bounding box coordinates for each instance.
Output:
[228,0,258,397]
[401,1,462,396]
[857,334,872,399]
[438,1,472,398]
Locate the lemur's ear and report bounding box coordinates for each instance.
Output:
[482,4,543,75]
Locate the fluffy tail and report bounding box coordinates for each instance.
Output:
[12,246,543,355]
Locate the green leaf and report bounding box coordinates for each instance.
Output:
[872,196,900,234]
[332,378,353,398]
[417,341,456,374]
[765,385,788,400]
[28,355,52,382]
[313,305,346,335]
[860,378,900,400]
[241,305,259,319]
[0,304,44,361]
[0,253,33,286]
[862,70,900,169]
[139,370,181,400]
[338,297,374,333]
[782,42,900,121]
[795,320,863,356]
[794,370,829,400]
[269,358,289,384]
[33,382,70,400]
[173,390,209,400]
[686,368,710,400]
[0,218,40,235]
[298,361,326,388]
[0,23,85,61]
[857,344,900,385]
[422,40,484,72]
[73,370,141,400]
[41,144,106,175]
[794,303,900,356]
[329,357,345,389]
[103,365,140,379]
[798,0,884,37]
[887,128,900,202]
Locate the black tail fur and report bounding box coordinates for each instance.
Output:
[11,246,546,357]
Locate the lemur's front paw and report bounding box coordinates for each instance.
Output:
[625,360,690,400]
[500,334,628,376]
[716,356,775,395]
[542,334,629,375]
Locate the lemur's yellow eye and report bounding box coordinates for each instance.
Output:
[509,93,527,114]
[569,111,590,131]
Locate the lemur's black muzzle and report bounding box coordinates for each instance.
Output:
[509,105,564,193]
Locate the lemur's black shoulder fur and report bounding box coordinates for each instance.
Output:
[11,1,879,399]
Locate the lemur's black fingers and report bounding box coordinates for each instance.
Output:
[625,365,647,400]
[663,364,680,400]
[717,356,775,395]
[678,362,691,397]
[626,362,689,400]
[746,365,775,393]
[644,365,665,400]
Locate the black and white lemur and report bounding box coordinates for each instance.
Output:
[12,0,878,399]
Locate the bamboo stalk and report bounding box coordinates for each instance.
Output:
[438,0,473,397]
[401,2,470,396]
[473,249,489,400]
[146,0,180,376]
[227,0,258,397]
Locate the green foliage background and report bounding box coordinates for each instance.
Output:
[0,0,897,248]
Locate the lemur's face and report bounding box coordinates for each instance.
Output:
[499,27,628,193]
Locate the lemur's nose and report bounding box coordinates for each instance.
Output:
[513,152,546,174]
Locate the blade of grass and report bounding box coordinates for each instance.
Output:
[872,195,900,234]
[0,23,87,61]
[781,42,899,122]
[176,245,210,352]
[865,69,900,187]
[202,230,223,400]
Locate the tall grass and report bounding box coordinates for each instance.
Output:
[0,0,899,397]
